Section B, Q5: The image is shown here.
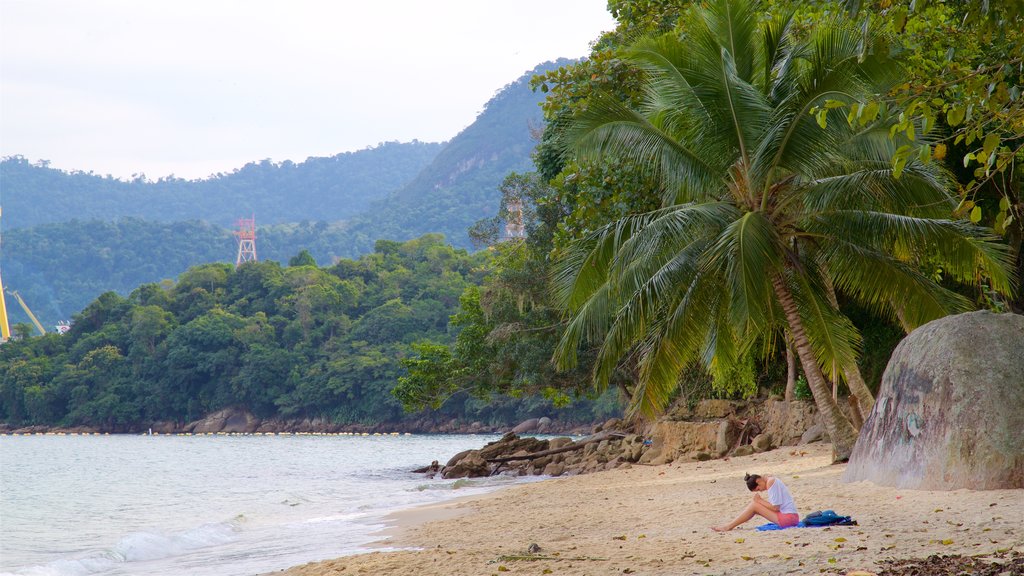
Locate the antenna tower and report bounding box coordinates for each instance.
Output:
[234,216,257,267]
[503,198,525,240]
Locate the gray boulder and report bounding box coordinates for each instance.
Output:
[511,418,540,434]
[442,451,490,479]
[843,311,1024,490]
[751,433,773,453]
[799,424,824,445]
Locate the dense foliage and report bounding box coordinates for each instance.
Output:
[0,236,612,429]
[550,0,1014,460]
[2,218,413,329]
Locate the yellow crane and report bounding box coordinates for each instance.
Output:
[0,206,9,341]
[1,208,53,341]
[0,276,9,342]
[6,290,46,336]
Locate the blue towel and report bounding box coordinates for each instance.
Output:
[756,521,809,531]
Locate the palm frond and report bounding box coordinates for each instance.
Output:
[808,211,1017,297]
[818,240,973,329]
[787,266,861,381]
[705,210,783,333]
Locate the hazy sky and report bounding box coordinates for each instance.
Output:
[0,1,615,180]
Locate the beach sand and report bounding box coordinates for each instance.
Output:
[275,443,1023,575]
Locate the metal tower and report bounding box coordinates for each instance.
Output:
[504,198,525,240]
[234,216,257,267]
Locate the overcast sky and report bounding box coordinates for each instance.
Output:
[0,1,615,180]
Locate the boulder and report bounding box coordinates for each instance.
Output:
[602,417,623,431]
[222,410,260,433]
[799,424,824,445]
[511,418,540,434]
[760,400,818,446]
[537,417,552,433]
[547,437,574,451]
[716,419,740,456]
[445,449,474,467]
[190,407,256,433]
[751,433,773,453]
[442,451,490,479]
[647,420,720,462]
[733,445,755,457]
[843,311,1024,490]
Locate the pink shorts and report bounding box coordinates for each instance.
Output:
[777,513,800,527]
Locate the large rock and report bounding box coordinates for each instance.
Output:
[646,420,720,462]
[189,407,259,433]
[442,451,489,479]
[511,418,541,434]
[760,400,818,446]
[843,311,1024,490]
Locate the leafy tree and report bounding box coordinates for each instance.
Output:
[551,0,1015,460]
[289,250,317,267]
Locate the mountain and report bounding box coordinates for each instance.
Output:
[0,141,443,230]
[340,59,568,253]
[1,60,566,328]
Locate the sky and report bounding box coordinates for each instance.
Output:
[0,1,616,180]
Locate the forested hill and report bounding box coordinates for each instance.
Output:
[0,141,443,230]
[340,60,569,253]
[1,61,566,329]
[3,219,372,328]
[0,235,616,430]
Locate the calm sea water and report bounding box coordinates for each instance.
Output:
[0,433,530,576]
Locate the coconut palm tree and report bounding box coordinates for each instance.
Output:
[551,0,1015,461]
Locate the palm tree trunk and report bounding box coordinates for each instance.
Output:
[843,365,874,419]
[821,278,875,416]
[784,335,796,402]
[771,275,859,462]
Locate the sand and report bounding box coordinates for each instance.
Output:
[274,443,1023,576]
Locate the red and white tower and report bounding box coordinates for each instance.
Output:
[504,198,525,240]
[234,216,257,267]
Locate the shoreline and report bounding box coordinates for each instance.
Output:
[272,442,1023,576]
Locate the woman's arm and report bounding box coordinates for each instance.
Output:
[755,493,781,512]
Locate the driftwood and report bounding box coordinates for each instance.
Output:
[485,430,626,464]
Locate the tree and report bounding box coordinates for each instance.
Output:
[552,0,1016,461]
[289,250,317,267]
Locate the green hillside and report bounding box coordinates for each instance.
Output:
[0,141,443,230]
[340,60,570,253]
[1,61,566,328]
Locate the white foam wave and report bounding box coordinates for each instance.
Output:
[6,522,238,576]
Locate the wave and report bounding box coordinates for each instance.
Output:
[5,521,239,576]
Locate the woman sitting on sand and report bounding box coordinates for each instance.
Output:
[711,473,800,531]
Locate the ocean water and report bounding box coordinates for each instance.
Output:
[0,433,530,576]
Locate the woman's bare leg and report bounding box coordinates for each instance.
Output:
[711,499,781,531]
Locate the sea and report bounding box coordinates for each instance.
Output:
[0,433,537,576]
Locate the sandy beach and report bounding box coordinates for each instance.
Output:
[275,443,1023,576]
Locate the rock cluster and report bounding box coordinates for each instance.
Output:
[426,419,650,479]
[427,400,830,479]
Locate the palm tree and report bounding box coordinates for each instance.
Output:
[551,0,1015,461]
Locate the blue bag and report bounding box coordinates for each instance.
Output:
[802,510,856,526]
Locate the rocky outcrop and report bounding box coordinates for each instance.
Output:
[423,398,828,478]
[843,311,1024,490]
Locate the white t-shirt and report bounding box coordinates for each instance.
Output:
[766,476,798,515]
